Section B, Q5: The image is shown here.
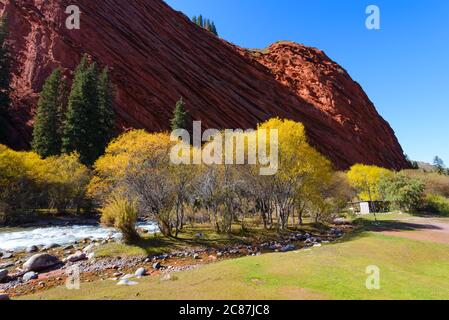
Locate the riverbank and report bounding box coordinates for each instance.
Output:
[15,214,449,300]
[0,221,349,298]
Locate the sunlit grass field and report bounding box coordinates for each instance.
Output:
[22,215,449,300]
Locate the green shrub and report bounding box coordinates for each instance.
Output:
[100,196,139,243]
[378,173,425,211]
[420,194,449,216]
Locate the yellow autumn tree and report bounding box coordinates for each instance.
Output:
[347,164,394,201]
[256,118,334,229]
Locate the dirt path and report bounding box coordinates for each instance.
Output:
[381,217,449,244]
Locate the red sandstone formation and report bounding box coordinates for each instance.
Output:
[0,0,409,170]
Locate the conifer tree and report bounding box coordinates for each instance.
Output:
[62,55,99,165]
[198,15,203,28]
[96,66,116,153]
[32,68,66,157]
[170,97,190,132]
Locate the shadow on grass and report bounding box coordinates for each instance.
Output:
[117,223,332,256]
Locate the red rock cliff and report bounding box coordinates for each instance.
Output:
[0,0,409,170]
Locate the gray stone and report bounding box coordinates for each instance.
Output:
[43,243,60,250]
[83,244,95,253]
[26,245,39,253]
[65,251,87,263]
[87,252,95,260]
[135,267,146,278]
[1,252,13,259]
[0,293,9,300]
[117,279,138,286]
[23,271,38,282]
[63,245,74,250]
[152,262,161,270]
[193,253,200,259]
[280,244,296,252]
[0,269,8,282]
[0,263,13,269]
[23,253,61,272]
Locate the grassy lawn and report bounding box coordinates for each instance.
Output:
[22,216,449,300]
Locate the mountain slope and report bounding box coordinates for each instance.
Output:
[0,0,409,169]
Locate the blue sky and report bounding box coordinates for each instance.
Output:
[165,0,449,165]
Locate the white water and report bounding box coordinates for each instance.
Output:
[0,222,158,252]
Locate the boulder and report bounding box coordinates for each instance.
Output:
[87,252,96,260]
[23,271,38,282]
[333,218,351,225]
[23,253,61,272]
[280,244,296,252]
[135,268,146,278]
[117,279,138,286]
[0,293,9,300]
[26,245,39,253]
[64,251,87,263]
[83,244,95,253]
[152,262,161,270]
[0,269,8,282]
[43,243,60,250]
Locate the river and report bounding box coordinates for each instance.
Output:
[0,221,158,252]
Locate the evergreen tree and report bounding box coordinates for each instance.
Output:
[0,16,11,144]
[32,68,66,157]
[62,55,99,165]
[191,15,218,36]
[170,97,190,132]
[96,66,116,153]
[433,156,446,175]
[210,21,218,36]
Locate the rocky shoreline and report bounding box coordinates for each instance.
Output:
[0,225,349,300]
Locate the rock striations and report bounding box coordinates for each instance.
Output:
[0,0,409,169]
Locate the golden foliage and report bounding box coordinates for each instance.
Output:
[347,164,394,201]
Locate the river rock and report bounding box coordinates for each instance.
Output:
[23,253,61,272]
[87,252,95,260]
[0,269,8,282]
[65,251,87,263]
[117,279,138,286]
[135,268,146,278]
[0,263,13,269]
[1,252,13,260]
[62,245,74,250]
[0,293,9,300]
[152,262,161,270]
[43,243,60,250]
[333,218,351,225]
[23,271,38,282]
[280,244,296,252]
[83,244,95,253]
[120,274,134,280]
[26,245,39,253]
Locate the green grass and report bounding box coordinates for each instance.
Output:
[22,226,449,300]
